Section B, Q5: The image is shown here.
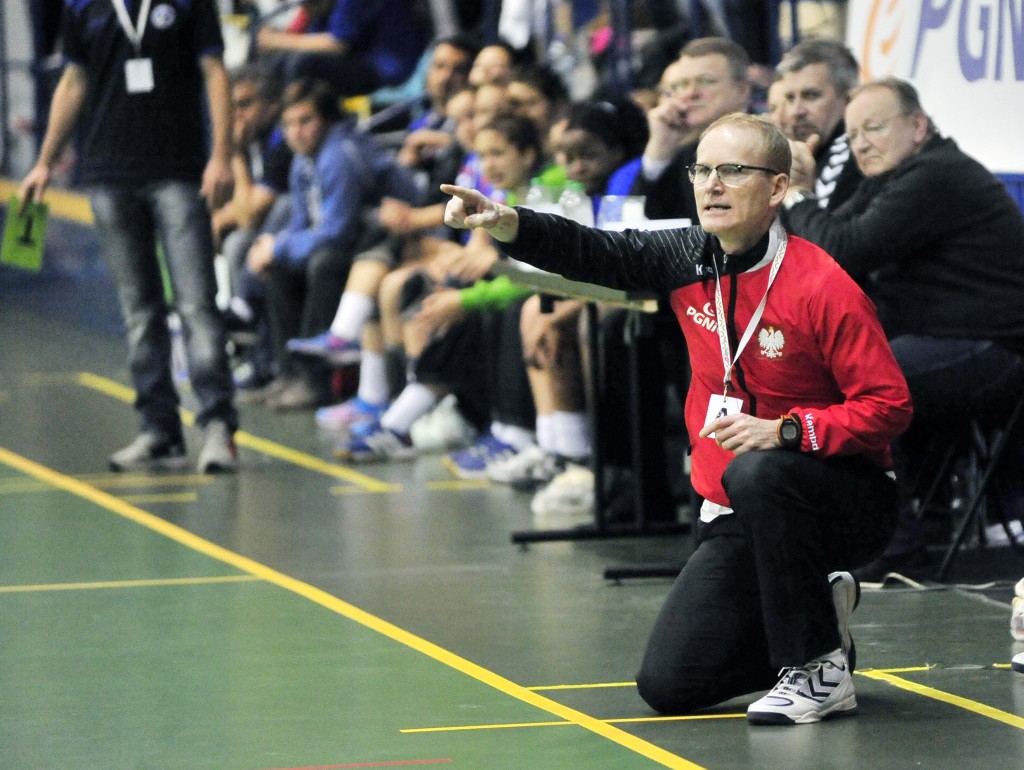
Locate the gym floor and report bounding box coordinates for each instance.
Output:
[2,189,1023,769]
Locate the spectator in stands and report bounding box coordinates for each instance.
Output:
[255,0,431,98]
[765,76,785,127]
[216,64,294,390]
[630,37,752,222]
[286,86,480,410]
[506,64,571,155]
[335,113,547,462]
[442,113,912,725]
[282,34,480,368]
[393,34,480,172]
[784,78,1024,578]
[773,39,862,211]
[487,99,652,522]
[245,79,418,411]
[468,40,519,87]
[19,0,239,473]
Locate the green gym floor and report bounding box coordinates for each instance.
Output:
[2,187,1024,769]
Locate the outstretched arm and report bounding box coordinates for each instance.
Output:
[440,183,520,243]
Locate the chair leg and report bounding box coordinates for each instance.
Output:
[936,398,1024,581]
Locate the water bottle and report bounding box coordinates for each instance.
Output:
[558,181,594,227]
[523,178,563,215]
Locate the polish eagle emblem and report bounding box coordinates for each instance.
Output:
[758,325,785,359]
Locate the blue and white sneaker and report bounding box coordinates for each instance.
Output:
[334,421,416,463]
[443,434,517,479]
[315,396,389,432]
[1013,651,1024,674]
[287,332,362,365]
[747,648,857,725]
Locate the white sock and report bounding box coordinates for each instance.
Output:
[381,382,437,434]
[229,296,254,323]
[553,410,591,460]
[329,292,375,340]
[535,413,556,454]
[356,351,390,405]
[491,421,536,451]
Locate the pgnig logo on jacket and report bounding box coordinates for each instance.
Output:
[151,4,176,29]
[758,325,785,359]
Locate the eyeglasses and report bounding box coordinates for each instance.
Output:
[687,163,782,187]
[847,113,908,145]
[661,75,720,97]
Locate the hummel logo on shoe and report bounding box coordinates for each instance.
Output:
[747,648,857,725]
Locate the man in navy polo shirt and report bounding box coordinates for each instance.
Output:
[19,0,240,473]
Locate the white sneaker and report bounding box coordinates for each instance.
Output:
[1012,651,1024,673]
[531,464,594,526]
[196,421,238,474]
[486,444,547,485]
[747,648,857,725]
[109,431,189,472]
[409,394,476,452]
[828,571,860,671]
[1010,578,1024,642]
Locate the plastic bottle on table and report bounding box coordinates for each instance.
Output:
[523,177,563,215]
[558,181,594,227]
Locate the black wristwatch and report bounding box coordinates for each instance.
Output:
[777,415,802,449]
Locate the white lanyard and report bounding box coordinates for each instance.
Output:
[711,220,787,397]
[110,0,153,53]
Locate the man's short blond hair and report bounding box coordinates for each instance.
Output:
[700,113,792,175]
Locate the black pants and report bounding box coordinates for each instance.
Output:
[265,245,351,382]
[635,450,897,714]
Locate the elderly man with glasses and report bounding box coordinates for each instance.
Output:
[441,113,913,725]
[784,78,1024,580]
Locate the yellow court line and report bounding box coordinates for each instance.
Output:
[426,480,491,491]
[529,681,636,691]
[0,446,704,770]
[0,474,213,495]
[0,574,262,594]
[859,668,1024,730]
[402,713,745,734]
[121,493,198,503]
[76,371,398,493]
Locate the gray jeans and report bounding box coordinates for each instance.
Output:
[88,181,238,437]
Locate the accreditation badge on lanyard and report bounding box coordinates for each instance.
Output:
[112,0,155,93]
[704,220,788,438]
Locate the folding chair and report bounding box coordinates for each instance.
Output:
[930,396,1024,580]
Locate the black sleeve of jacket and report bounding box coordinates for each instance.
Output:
[502,208,709,294]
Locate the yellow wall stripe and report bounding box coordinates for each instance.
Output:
[0,446,704,770]
[0,179,93,224]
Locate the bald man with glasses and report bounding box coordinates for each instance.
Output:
[784,78,1024,580]
[442,113,912,725]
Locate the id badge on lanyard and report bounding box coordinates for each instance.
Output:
[704,222,788,436]
[112,0,155,93]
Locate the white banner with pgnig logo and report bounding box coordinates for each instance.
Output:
[846,0,1024,174]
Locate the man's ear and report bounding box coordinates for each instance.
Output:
[769,173,789,207]
[911,111,929,143]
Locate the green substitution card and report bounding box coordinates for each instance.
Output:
[2,196,49,272]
